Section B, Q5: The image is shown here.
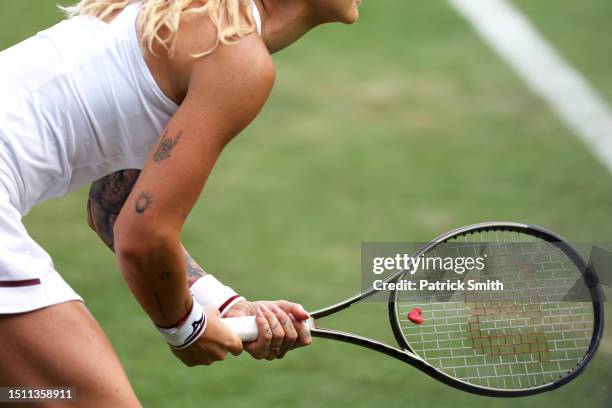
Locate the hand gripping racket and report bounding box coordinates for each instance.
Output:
[222,222,604,397]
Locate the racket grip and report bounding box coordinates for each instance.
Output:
[221,316,312,342]
[222,316,259,342]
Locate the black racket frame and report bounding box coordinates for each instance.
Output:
[308,222,604,397]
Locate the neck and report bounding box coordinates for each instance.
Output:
[257,0,320,54]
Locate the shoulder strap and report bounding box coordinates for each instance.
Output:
[251,1,262,35]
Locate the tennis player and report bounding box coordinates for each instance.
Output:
[0,0,362,405]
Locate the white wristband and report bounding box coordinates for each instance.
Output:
[156,297,207,349]
[191,275,245,317]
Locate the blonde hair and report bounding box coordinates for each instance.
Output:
[61,0,257,57]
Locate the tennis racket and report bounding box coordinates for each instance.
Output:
[222,222,604,397]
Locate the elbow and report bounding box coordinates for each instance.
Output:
[115,229,165,264]
[114,239,147,272]
[114,220,179,277]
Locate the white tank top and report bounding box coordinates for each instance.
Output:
[0,1,262,216]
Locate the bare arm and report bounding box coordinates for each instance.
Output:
[87,169,206,287]
[104,25,276,366]
[88,12,312,363]
[88,168,312,360]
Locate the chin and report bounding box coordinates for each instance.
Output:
[341,6,360,24]
[318,0,361,25]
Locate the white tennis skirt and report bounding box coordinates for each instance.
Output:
[0,180,82,314]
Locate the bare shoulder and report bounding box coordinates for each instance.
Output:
[168,7,275,102]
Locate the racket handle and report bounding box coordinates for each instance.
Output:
[221,316,312,342]
[222,316,259,342]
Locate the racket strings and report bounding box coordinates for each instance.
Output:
[395,229,595,390]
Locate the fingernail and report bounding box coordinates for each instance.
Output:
[257,308,264,317]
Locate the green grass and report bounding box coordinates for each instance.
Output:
[513,0,612,103]
[3,0,612,406]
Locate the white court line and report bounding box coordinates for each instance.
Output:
[448,0,612,174]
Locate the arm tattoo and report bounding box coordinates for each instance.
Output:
[153,130,182,163]
[87,169,141,250]
[184,251,207,287]
[88,169,208,282]
[134,191,154,214]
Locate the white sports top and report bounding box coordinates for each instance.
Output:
[0,1,262,216]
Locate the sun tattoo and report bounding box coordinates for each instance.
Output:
[153,130,182,163]
[135,192,153,214]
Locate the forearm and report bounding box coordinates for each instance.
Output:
[117,240,208,326]
[88,170,207,326]
[88,170,243,321]
[87,173,309,359]
[116,234,192,327]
